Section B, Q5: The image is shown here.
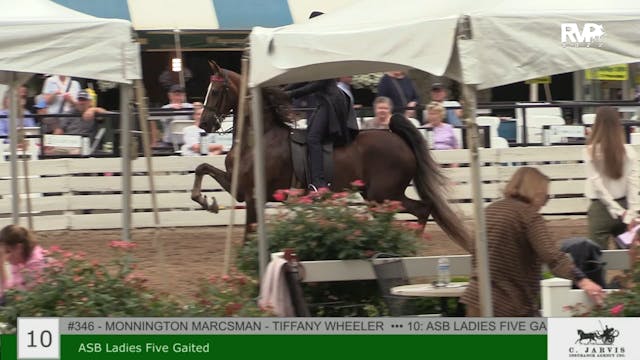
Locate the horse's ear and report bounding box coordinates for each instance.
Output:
[209,60,222,74]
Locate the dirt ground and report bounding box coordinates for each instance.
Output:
[34,219,592,297]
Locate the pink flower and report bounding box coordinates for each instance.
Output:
[331,192,349,200]
[288,188,305,196]
[610,304,624,316]
[109,240,137,249]
[404,222,424,231]
[49,245,62,253]
[273,190,286,202]
[351,179,365,188]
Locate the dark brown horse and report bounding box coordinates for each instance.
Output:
[191,61,470,248]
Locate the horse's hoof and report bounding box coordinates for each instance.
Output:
[197,195,209,210]
[208,197,219,213]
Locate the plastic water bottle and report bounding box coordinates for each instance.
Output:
[199,132,209,155]
[437,257,450,286]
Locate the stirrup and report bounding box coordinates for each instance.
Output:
[308,184,319,192]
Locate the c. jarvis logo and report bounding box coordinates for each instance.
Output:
[568,322,625,358]
[575,325,619,345]
[561,23,605,47]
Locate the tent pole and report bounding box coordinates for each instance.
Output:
[250,87,268,281]
[223,50,250,275]
[120,84,132,241]
[462,83,493,317]
[20,127,33,231]
[8,73,20,225]
[133,80,160,226]
[133,79,168,289]
[529,83,538,102]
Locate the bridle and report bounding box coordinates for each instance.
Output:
[203,70,233,131]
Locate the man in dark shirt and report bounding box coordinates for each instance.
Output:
[53,90,107,138]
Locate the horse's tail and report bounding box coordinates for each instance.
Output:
[388,114,471,251]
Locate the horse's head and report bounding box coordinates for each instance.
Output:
[200,60,237,133]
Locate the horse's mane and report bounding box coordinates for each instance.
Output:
[221,68,293,129]
[261,87,294,128]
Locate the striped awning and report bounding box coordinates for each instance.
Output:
[51,0,357,31]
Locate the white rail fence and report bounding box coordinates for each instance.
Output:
[295,251,631,317]
[1,145,638,231]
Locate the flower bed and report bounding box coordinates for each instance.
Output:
[0,241,267,333]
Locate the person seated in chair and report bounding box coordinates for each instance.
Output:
[362,96,393,129]
[181,106,223,156]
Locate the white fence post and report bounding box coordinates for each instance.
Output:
[541,277,572,317]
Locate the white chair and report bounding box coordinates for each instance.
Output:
[1,127,41,161]
[169,119,194,151]
[581,113,596,125]
[515,104,562,143]
[490,136,509,149]
[453,127,463,148]
[407,117,421,127]
[475,116,500,139]
[359,116,374,129]
[525,115,565,143]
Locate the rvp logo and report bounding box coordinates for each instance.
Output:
[561,23,605,47]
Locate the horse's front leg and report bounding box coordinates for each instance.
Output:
[191,162,232,212]
[244,197,257,244]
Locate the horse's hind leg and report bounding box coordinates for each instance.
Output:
[191,163,231,212]
[401,195,433,230]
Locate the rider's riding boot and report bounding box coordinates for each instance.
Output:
[308,142,328,190]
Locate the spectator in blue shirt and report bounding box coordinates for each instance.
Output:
[0,92,36,138]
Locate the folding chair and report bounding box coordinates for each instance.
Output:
[371,253,416,316]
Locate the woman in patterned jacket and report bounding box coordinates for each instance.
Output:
[460,167,604,316]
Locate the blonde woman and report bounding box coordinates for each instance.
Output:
[584,106,639,249]
[424,102,459,150]
[460,167,604,316]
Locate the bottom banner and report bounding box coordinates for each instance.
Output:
[2,334,546,360]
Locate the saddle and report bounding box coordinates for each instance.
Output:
[290,128,334,188]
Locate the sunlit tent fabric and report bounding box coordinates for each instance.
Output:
[249,0,640,88]
[50,0,357,30]
[0,0,141,84]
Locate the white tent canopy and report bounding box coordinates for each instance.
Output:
[0,0,141,240]
[247,0,640,315]
[0,0,141,84]
[250,0,640,88]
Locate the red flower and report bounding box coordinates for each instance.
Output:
[225,302,243,316]
[610,304,624,316]
[351,179,365,188]
[273,190,287,202]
